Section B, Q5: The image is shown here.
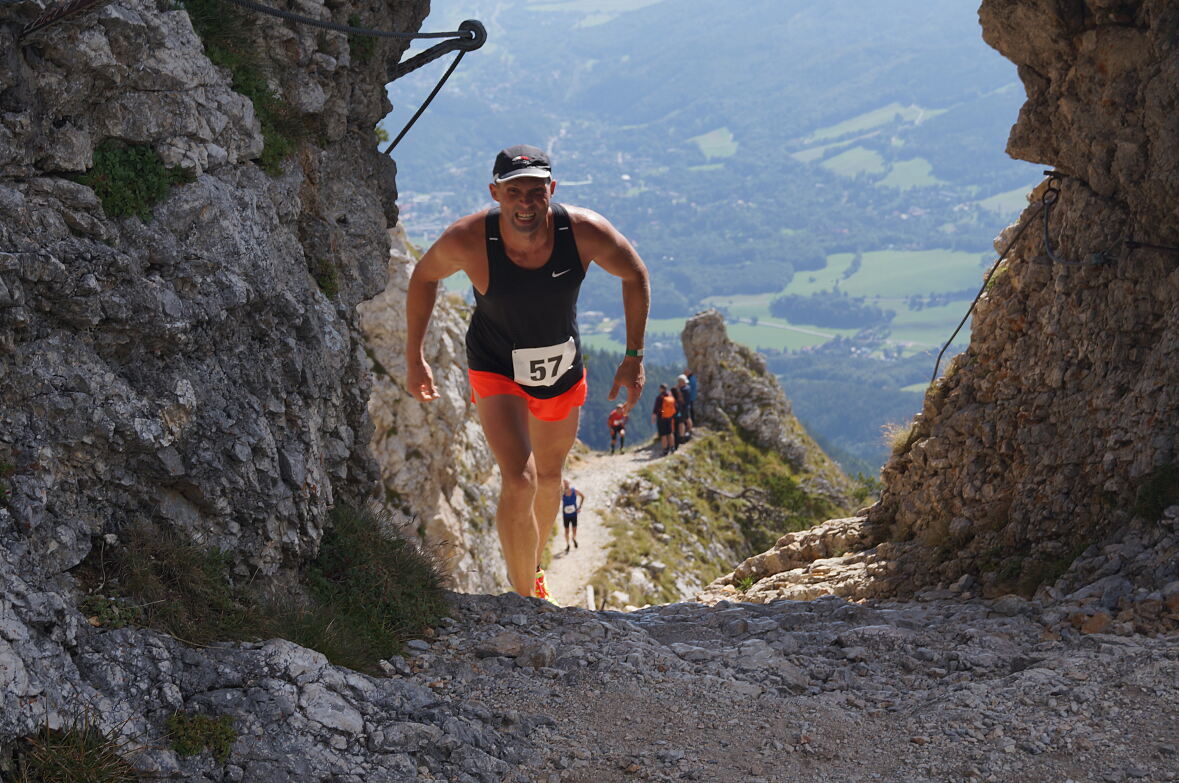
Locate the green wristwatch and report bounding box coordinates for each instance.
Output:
[625,348,644,358]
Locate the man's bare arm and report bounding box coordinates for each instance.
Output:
[405,219,476,401]
[571,209,651,411]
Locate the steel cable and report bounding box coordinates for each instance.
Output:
[383,50,466,154]
[929,204,1041,386]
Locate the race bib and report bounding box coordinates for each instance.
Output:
[511,338,576,387]
[564,504,577,514]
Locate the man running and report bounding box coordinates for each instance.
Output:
[676,372,694,440]
[405,144,650,599]
[560,479,584,553]
[607,402,628,454]
[652,383,676,456]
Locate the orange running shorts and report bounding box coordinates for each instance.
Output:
[468,368,587,422]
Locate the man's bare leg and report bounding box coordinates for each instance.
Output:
[528,407,581,570]
[475,394,539,596]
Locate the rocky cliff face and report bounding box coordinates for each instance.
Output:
[706,0,1179,632]
[360,226,508,594]
[0,0,422,573]
[683,309,853,504]
[0,0,446,765]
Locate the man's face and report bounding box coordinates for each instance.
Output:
[489,176,556,236]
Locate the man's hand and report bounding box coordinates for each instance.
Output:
[407,358,440,402]
[608,355,645,412]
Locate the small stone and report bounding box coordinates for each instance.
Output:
[475,631,527,658]
[990,595,1027,616]
[1081,612,1112,634]
[517,641,558,668]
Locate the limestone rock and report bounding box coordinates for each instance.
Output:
[682,309,853,505]
[359,226,506,593]
[0,0,439,764]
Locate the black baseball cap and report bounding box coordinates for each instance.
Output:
[492,145,552,183]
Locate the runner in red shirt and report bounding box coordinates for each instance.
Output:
[607,403,629,454]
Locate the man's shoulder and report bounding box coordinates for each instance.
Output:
[441,209,492,239]
[562,204,626,253]
[432,210,492,256]
[561,204,610,229]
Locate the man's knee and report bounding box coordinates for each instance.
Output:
[535,463,563,487]
[500,466,538,497]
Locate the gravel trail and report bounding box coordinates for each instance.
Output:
[546,442,663,608]
[397,591,1179,783]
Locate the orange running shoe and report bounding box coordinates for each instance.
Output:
[534,569,556,604]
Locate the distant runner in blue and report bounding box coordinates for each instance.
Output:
[677,371,696,441]
[560,479,584,553]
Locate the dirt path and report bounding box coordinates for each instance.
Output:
[546,441,662,607]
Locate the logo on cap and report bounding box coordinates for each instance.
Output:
[493,145,552,182]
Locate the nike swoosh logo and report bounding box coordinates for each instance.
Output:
[552,269,571,278]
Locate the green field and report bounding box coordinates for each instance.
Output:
[725,320,852,352]
[699,292,777,319]
[689,127,738,159]
[698,248,984,354]
[878,157,946,190]
[887,300,973,348]
[805,102,944,143]
[514,246,981,359]
[580,332,626,353]
[977,185,1032,215]
[788,253,858,295]
[820,146,886,177]
[790,137,863,164]
[647,316,688,336]
[806,249,988,299]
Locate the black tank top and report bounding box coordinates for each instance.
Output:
[465,203,586,399]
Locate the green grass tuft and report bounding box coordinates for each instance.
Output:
[72,140,193,221]
[9,715,139,783]
[181,0,302,175]
[275,506,451,673]
[851,472,882,505]
[79,595,144,630]
[311,257,340,299]
[166,712,237,765]
[74,525,263,645]
[348,14,376,65]
[882,419,918,456]
[73,506,449,674]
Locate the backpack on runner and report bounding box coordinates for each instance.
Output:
[660,393,677,419]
